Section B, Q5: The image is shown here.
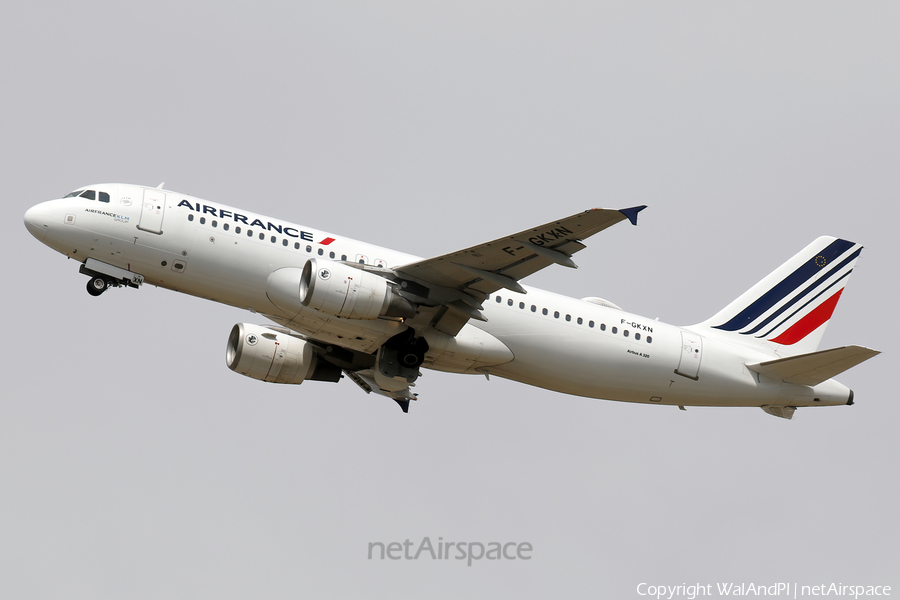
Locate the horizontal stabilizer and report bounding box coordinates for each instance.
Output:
[747,345,880,387]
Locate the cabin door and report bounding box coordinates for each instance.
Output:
[138,188,166,234]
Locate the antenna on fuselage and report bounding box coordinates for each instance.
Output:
[156,182,165,189]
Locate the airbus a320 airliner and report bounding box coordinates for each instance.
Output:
[24,183,879,418]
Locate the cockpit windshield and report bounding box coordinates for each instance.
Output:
[64,189,109,202]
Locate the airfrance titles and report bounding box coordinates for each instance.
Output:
[177,200,315,241]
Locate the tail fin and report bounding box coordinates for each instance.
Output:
[696,236,863,357]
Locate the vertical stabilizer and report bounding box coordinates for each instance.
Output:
[696,236,863,357]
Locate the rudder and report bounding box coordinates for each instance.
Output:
[696,236,863,357]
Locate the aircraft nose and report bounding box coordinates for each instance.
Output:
[24,201,54,242]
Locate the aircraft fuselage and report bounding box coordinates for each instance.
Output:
[24,183,856,412]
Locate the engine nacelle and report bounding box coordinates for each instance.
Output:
[294,259,416,320]
[225,323,340,384]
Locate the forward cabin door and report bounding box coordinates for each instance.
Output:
[138,188,166,234]
[675,331,702,380]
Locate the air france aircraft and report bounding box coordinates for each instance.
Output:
[24,183,879,418]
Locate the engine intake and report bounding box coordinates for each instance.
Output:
[226,323,341,384]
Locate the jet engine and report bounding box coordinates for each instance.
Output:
[226,323,341,384]
[293,258,416,320]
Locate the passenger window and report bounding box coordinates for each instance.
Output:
[318,248,323,256]
[212,220,217,227]
[247,229,253,237]
[531,305,536,312]
[200,217,206,225]
[519,302,525,309]
[635,333,641,341]
[223,223,229,231]
[294,242,300,249]
[589,321,595,328]
[259,233,265,240]
[612,327,618,334]
[647,336,653,344]
[79,190,95,200]
[496,296,502,303]
[270,235,276,243]
[329,251,335,259]
[99,192,110,203]
[542,308,548,315]
[188,214,194,222]
[235,226,241,234]
[508,299,513,306]
[623,330,629,337]
[565,314,571,322]
[282,239,288,246]
[600,324,606,331]
[554,311,560,318]
[307,246,312,253]
[341,254,347,261]
[577,317,583,325]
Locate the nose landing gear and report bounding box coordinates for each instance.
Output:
[86,276,110,296]
[78,259,145,297]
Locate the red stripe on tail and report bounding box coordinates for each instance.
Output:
[769,289,844,346]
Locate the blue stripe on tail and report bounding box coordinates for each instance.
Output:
[742,248,861,335]
[712,238,855,332]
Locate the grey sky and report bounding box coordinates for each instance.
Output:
[2,2,897,598]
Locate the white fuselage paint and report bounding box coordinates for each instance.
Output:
[24,184,853,409]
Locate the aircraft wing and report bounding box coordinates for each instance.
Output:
[392,206,646,335]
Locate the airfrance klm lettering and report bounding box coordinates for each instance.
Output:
[84,208,130,222]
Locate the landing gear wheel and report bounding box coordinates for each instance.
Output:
[87,276,108,296]
[399,336,429,368]
[400,350,421,368]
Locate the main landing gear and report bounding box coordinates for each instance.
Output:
[375,328,429,393]
[383,328,429,371]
